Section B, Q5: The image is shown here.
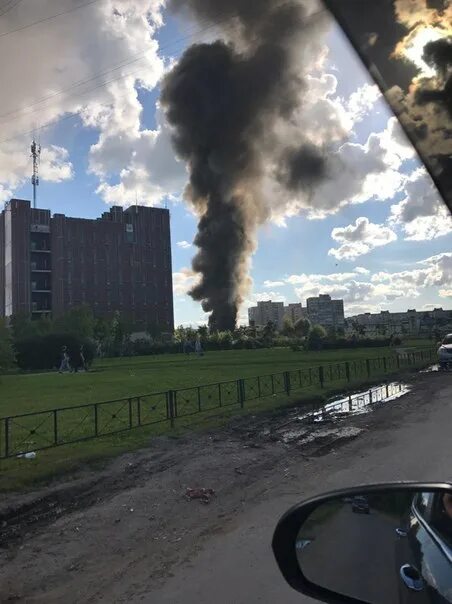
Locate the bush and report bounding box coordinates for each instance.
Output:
[320,337,393,350]
[0,319,15,371]
[15,333,95,371]
[306,324,327,350]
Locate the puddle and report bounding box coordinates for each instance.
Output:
[305,381,409,423]
[259,380,410,451]
[419,364,440,373]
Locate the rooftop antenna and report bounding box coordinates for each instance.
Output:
[135,191,138,214]
[31,138,41,209]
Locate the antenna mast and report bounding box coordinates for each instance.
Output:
[31,139,41,209]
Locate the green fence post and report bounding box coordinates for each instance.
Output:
[94,404,98,437]
[345,362,351,383]
[366,359,371,378]
[136,397,142,427]
[284,371,291,396]
[238,379,245,408]
[318,366,324,388]
[167,391,175,428]
[128,398,133,429]
[383,357,387,373]
[5,417,9,458]
[53,409,58,445]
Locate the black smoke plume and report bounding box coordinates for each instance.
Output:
[161,0,328,331]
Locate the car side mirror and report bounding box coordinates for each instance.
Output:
[272,483,452,604]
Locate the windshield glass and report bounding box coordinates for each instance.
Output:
[323,0,452,216]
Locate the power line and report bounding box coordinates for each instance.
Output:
[0,8,237,125]
[0,9,246,128]
[0,7,326,144]
[0,0,23,17]
[0,0,102,39]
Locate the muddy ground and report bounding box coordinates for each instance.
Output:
[0,370,450,603]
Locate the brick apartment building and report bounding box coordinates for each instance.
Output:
[306,294,345,329]
[0,199,174,331]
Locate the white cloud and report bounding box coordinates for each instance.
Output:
[245,291,287,305]
[263,280,285,288]
[439,290,452,298]
[354,266,370,275]
[172,268,199,297]
[0,142,73,203]
[285,252,452,314]
[0,0,174,207]
[269,116,414,224]
[344,83,381,123]
[177,240,192,249]
[328,217,397,260]
[390,168,452,240]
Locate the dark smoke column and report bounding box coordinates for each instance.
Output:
[161,0,326,331]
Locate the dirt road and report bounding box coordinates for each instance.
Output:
[0,371,451,603]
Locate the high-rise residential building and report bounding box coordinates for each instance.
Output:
[346,308,452,336]
[0,199,174,331]
[248,300,286,330]
[306,294,345,329]
[248,301,308,330]
[284,302,307,324]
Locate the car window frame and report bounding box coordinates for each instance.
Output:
[412,495,452,565]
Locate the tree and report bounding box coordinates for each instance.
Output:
[218,330,233,349]
[93,317,110,344]
[53,306,94,339]
[294,317,311,338]
[173,325,187,343]
[110,311,133,355]
[198,325,209,341]
[146,320,161,340]
[263,321,276,342]
[10,313,38,340]
[376,323,387,337]
[281,317,295,337]
[307,324,327,350]
[0,319,15,371]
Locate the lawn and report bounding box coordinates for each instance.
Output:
[0,344,427,416]
[0,343,434,492]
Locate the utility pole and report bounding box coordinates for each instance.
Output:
[31,139,41,209]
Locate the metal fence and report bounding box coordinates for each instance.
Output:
[0,348,436,459]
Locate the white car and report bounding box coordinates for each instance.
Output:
[438,334,452,370]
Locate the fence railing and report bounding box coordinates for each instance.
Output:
[0,348,436,459]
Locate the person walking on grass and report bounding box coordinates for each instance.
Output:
[75,345,87,373]
[59,346,71,373]
[195,336,204,357]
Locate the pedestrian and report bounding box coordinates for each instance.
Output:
[195,337,204,357]
[59,346,71,373]
[80,345,87,371]
[75,344,87,373]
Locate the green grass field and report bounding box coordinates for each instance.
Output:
[0,343,433,492]
[0,344,428,417]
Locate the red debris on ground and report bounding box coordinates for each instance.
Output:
[185,488,215,504]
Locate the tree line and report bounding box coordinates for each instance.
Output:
[0,307,406,373]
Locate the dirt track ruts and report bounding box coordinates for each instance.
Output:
[0,370,450,603]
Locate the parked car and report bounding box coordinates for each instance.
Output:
[351,496,370,514]
[396,491,452,603]
[438,334,452,370]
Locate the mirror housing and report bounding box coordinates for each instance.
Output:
[272,483,452,604]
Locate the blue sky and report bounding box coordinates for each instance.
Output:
[1,1,451,327]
